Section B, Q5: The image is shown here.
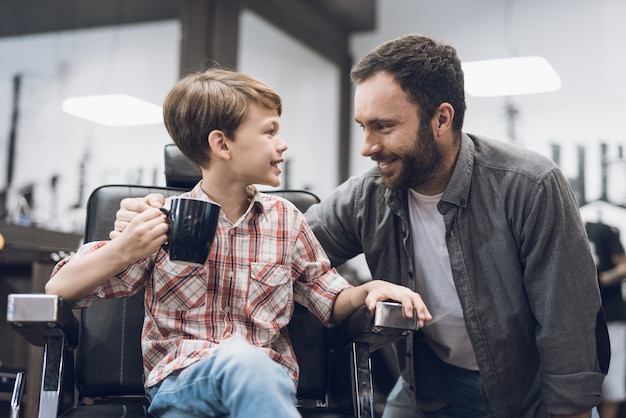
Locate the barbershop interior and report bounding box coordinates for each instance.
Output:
[1,0,625,417]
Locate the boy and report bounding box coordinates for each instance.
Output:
[45,68,431,417]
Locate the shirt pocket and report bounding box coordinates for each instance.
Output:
[154,261,208,311]
[246,263,293,329]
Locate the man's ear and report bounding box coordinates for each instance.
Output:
[208,130,231,161]
[433,102,454,135]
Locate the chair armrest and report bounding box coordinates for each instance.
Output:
[332,301,419,352]
[7,294,79,349]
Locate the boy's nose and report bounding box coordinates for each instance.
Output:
[277,136,288,152]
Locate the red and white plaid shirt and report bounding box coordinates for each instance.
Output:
[52,183,352,389]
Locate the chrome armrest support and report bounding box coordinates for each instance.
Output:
[331,301,419,418]
[10,371,25,418]
[7,294,78,418]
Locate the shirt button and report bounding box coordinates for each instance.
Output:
[223,306,230,314]
[229,229,235,235]
[228,271,234,279]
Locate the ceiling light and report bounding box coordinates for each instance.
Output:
[462,56,562,97]
[62,94,163,126]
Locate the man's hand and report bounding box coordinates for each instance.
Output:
[110,193,165,239]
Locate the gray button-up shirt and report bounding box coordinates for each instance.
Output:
[306,133,608,417]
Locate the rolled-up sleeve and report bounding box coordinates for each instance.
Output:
[50,240,149,308]
[290,218,352,326]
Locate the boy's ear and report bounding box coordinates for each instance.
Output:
[208,130,231,160]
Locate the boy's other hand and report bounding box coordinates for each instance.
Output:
[110,193,165,239]
[364,280,432,328]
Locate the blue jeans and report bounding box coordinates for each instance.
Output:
[148,336,300,417]
[382,363,600,418]
[383,361,494,418]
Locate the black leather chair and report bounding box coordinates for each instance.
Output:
[7,144,416,418]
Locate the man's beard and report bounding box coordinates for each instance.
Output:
[380,123,443,191]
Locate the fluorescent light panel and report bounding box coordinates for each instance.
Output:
[62,94,163,126]
[462,56,561,97]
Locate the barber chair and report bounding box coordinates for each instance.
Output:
[7,144,416,418]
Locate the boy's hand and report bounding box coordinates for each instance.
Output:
[112,207,169,263]
[363,280,432,328]
[45,206,169,302]
[110,193,165,239]
[333,279,432,326]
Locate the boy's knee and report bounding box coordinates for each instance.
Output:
[218,337,271,371]
[216,337,292,389]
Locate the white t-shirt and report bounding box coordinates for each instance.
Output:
[408,189,478,370]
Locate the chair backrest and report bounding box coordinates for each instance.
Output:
[75,144,328,403]
[164,143,201,188]
[78,185,185,398]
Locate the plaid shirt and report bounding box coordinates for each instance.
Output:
[52,183,352,389]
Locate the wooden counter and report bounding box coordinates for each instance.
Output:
[0,222,83,418]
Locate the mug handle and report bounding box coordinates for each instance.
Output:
[159,207,170,251]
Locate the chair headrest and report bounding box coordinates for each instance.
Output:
[164,143,202,189]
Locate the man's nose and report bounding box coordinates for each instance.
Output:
[360,132,381,157]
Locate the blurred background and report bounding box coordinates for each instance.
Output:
[0,0,624,236]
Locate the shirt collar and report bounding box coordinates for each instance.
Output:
[188,181,265,219]
[440,132,474,209]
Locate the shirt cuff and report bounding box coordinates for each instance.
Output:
[542,371,604,415]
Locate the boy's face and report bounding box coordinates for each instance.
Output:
[228,102,287,188]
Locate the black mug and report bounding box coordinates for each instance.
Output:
[160,198,220,266]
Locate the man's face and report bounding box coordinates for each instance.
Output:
[354,72,443,191]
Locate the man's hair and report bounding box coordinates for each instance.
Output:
[350,34,466,132]
[163,68,282,167]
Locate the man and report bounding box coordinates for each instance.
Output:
[113,35,609,417]
[304,34,608,417]
[585,221,626,418]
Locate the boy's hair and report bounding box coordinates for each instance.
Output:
[350,33,466,133]
[163,68,283,168]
